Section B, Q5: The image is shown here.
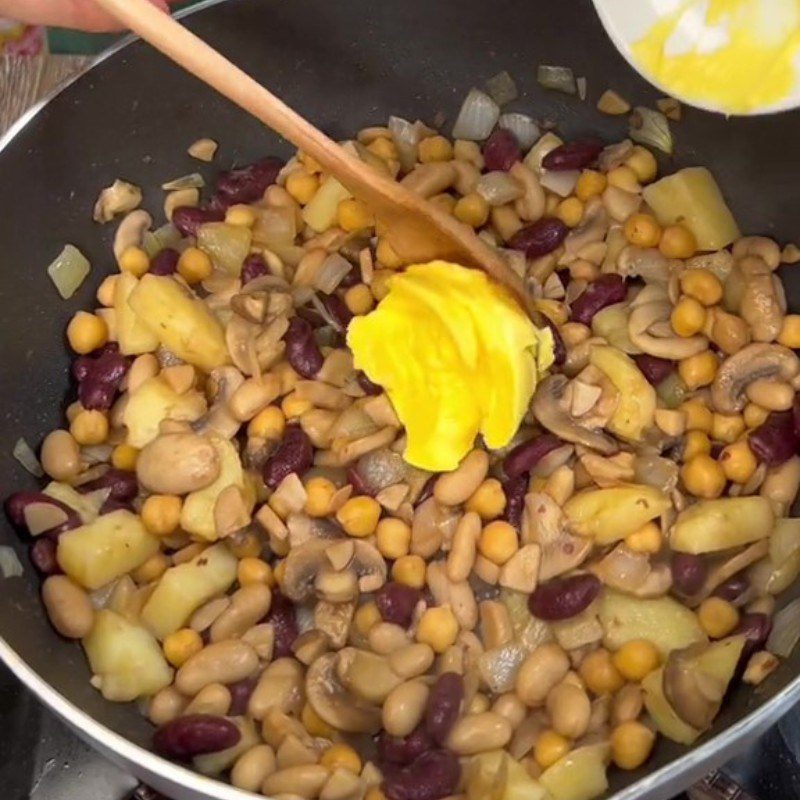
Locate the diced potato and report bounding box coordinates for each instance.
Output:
[197,222,252,276]
[466,751,548,800]
[83,609,173,701]
[763,518,800,594]
[671,496,774,554]
[563,484,670,545]
[140,542,238,639]
[642,668,700,745]
[122,375,206,448]
[642,167,741,251]
[113,271,159,355]
[539,743,610,800]
[302,175,351,232]
[589,345,655,441]
[599,590,707,655]
[194,716,259,775]
[591,304,641,355]
[43,481,101,523]
[57,510,160,590]
[180,436,247,541]
[128,274,230,372]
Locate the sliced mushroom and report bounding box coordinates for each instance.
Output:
[617,245,676,284]
[282,539,332,602]
[192,366,245,439]
[522,493,592,580]
[314,600,355,649]
[628,301,708,360]
[628,563,672,598]
[351,540,388,592]
[711,343,800,413]
[532,375,618,455]
[685,539,770,607]
[113,209,152,262]
[335,647,403,704]
[663,644,727,730]
[305,653,382,734]
[738,256,784,342]
[94,179,142,224]
[685,250,734,282]
[315,567,359,603]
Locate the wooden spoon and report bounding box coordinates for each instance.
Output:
[93,0,527,304]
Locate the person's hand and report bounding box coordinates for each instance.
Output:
[0,0,180,32]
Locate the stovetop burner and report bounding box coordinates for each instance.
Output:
[2,664,798,800]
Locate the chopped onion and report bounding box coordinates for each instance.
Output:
[314,253,352,294]
[272,473,307,514]
[523,132,564,174]
[498,113,540,150]
[161,172,205,191]
[142,223,183,258]
[540,169,580,197]
[476,171,524,206]
[537,65,577,95]
[452,89,500,141]
[485,70,518,107]
[629,106,673,154]
[13,438,43,477]
[768,597,800,657]
[388,116,422,172]
[252,206,296,250]
[597,89,631,116]
[0,546,23,579]
[577,76,587,101]
[592,545,651,592]
[309,292,342,332]
[47,244,90,299]
[197,223,252,276]
[657,96,682,121]
[81,444,114,465]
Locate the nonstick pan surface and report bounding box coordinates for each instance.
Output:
[1,1,800,798]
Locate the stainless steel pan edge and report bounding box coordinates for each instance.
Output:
[1,0,799,797]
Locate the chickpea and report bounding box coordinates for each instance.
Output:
[376,517,412,559]
[141,494,183,536]
[67,311,108,354]
[285,170,320,205]
[670,296,706,338]
[163,628,203,667]
[744,402,770,429]
[623,213,661,248]
[556,197,584,227]
[659,224,697,259]
[225,204,257,227]
[681,399,713,433]
[248,406,286,440]
[371,269,394,299]
[611,721,656,770]
[612,640,660,682]
[625,145,658,183]
[698,597,740,638]
[466,478,506,520]
[353,601,382,637]
[712,413,746,444]
[607,165,641,193]
[319,743,361,774]
[237,557,274,587]
[281,392,313,419]
[337,198,374,232]
[681,454,726,499]
[118,245,150,276]
[301,702,335,738]
[418,135,454,163]
[367,136,399,161]
[69,409,109,445]
[344,283,375,315]
[778,315,800,349]
[391,555,426,589]
[416,606,459,653]
[304,477,336,518]
[111,443,139,471]
[478,520,519,566]
[578,648,625,696]
[678,350,718,390]
[376,238,403,269]
[454,193,490,228]
[625,521,662,554]
[336,495,381,537]
[680,269,723,306]
[575,170,607,201]
[719,439,758,484]
[132,552,169,584]
[682,430,712,463]
[178,247,213,284]
[534,730,570,769]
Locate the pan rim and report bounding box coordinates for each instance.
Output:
[1,0,800,796]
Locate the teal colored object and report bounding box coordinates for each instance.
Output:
[47,1,200,54]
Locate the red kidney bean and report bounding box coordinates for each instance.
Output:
[503,434,563,479]
[171,205,225,238]
[357,372,382,396]
[541,139,604,171]
[425,672,464,746]
[149,248,179,276]
[262,425,313,489]
[214,157,283,206]
[267,590,299,658]
[78,469,138,502]
[375,583,422,628]
[569,273,627,325]
[749,412,799,467]
[75,344,129,412]
[528,573,601,621]
[284,316,324,379]
[735,613,772,660]
[509,218,568,258]
[377,725,433,766]
[30,538,61,574]
[542,317,566,366]
[321,293,353,331]
[633,354,675,386]
[5,492,80,536]
[502,474,527,530]
[714,573,749,603]
[339,266,360,289]
[383,749,460,800]
[227,676,258,716]
[482,128,521,172]
[793,394,800,440]
[670,553,708,596]
[153,714,240,760]
[241,253,267,285]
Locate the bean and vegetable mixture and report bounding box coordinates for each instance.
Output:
[7,88,800,800]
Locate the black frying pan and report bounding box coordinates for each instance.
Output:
[1,1,799,798]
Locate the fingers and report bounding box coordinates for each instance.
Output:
[1,0,177,33]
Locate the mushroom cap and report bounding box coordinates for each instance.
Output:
[305,652,382,734]
[663,643,725,730]
[335,647,403,704]
[532,374,618,455]
[628,302,708,360]
[352,540,388,592]
[282,539,331,602]
[711,343,800,414]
